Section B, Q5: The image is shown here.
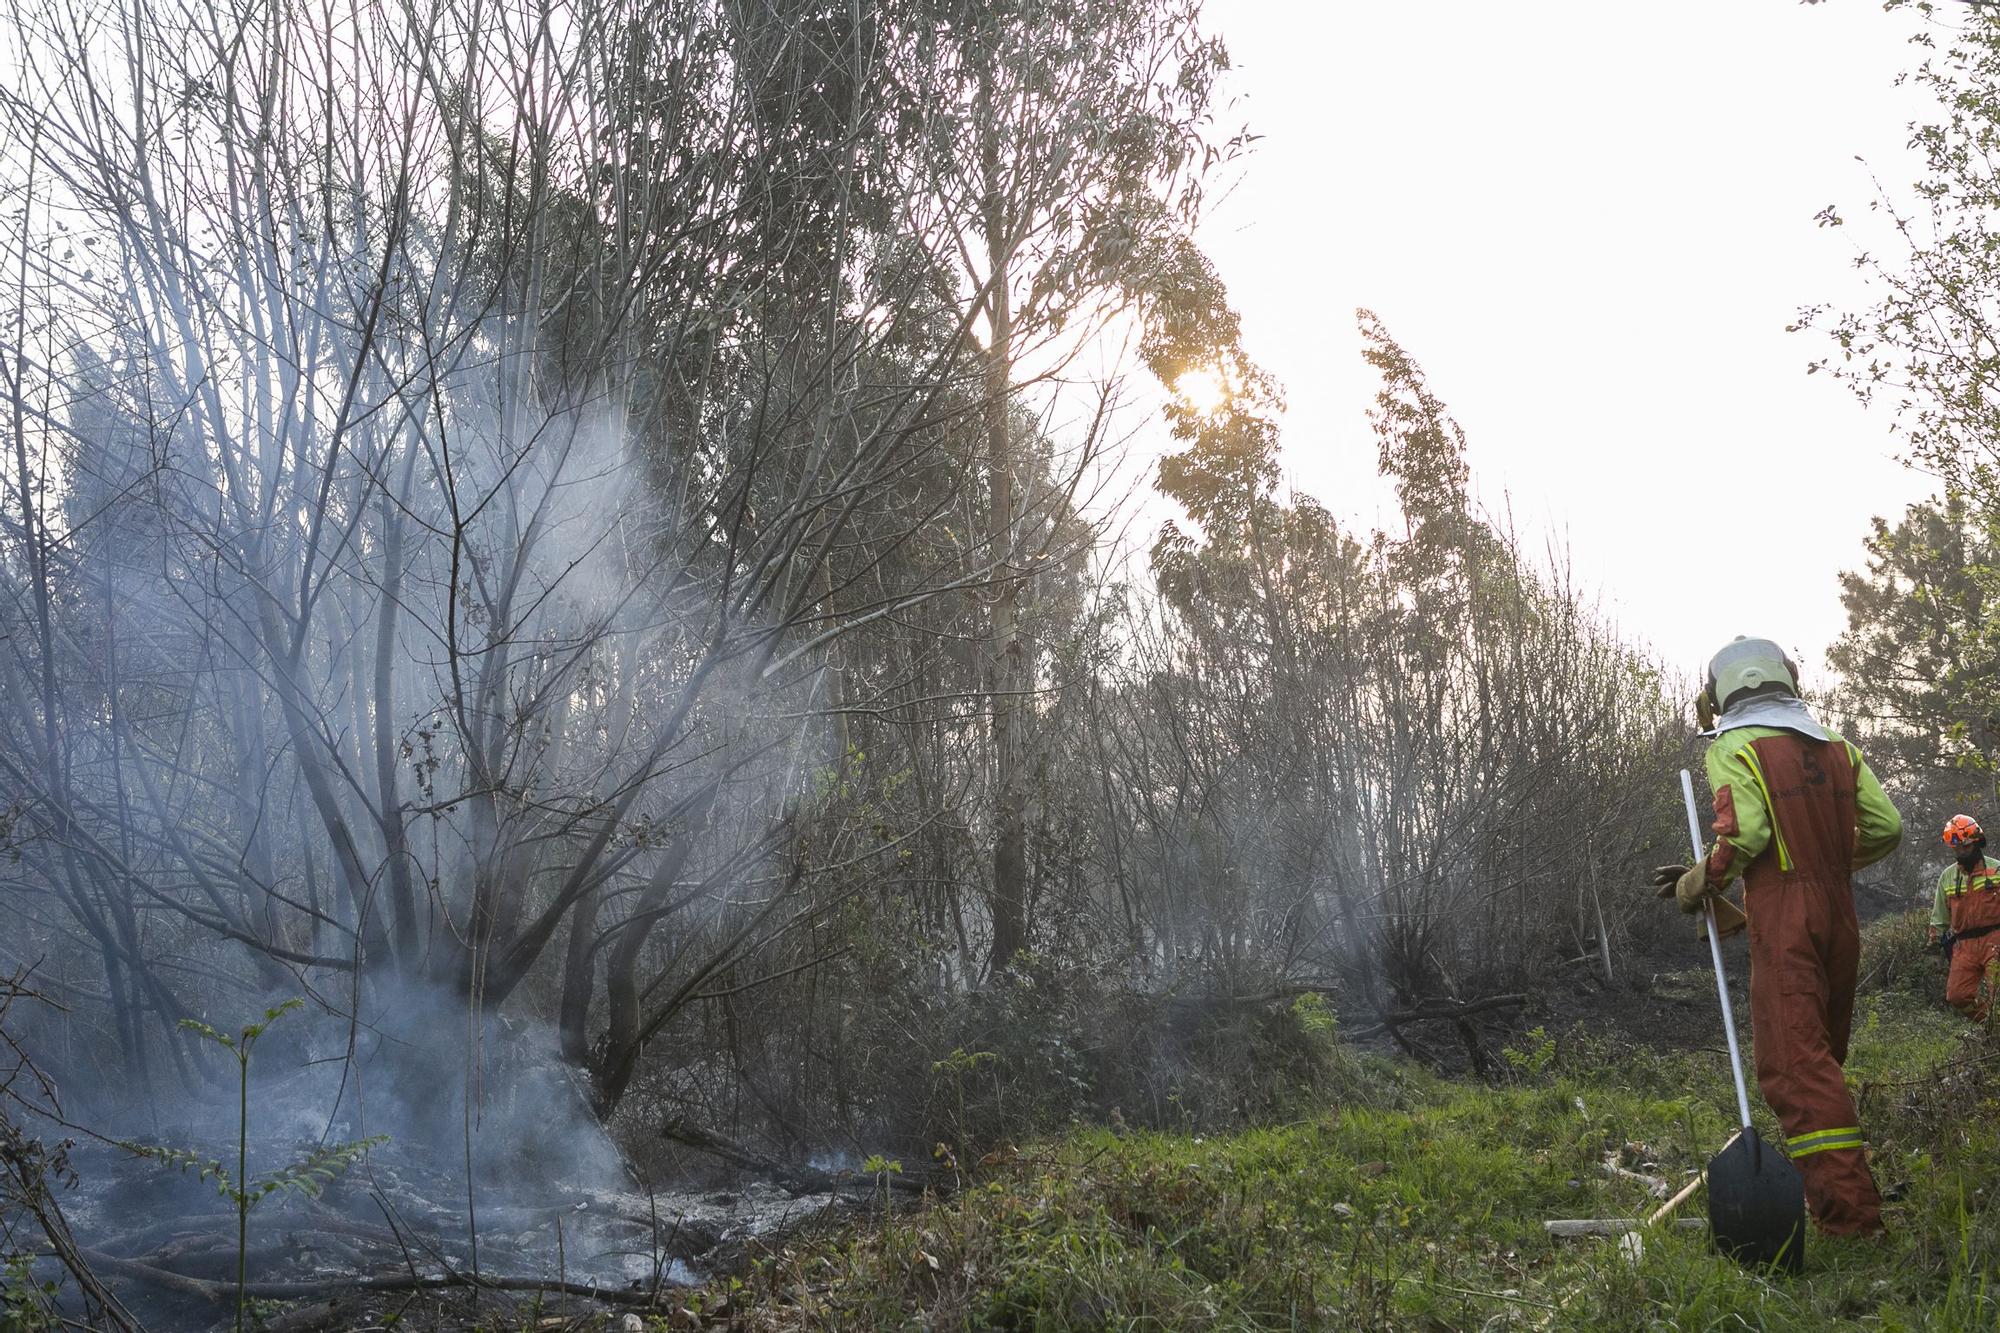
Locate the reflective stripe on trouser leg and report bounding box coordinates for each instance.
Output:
[1787,1126,1863,1157]
[1745,870,1883,1236]
[1790,1146,1882,1236]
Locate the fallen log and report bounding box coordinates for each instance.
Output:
[96,1200,430,1256]
[263,1299,351,1333]
[93,1213,451,1279]
[90,1212,240,1256]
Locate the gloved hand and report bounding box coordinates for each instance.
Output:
[1694,690,1716,732]
[1927,925,1943,951]
[1652,863,1714,914]
[1699,894,1748,941]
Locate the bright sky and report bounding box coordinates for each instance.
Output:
[1185,0,1943,689]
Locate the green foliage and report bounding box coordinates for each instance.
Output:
[124,1003,384,1208]
[0,1254,59,1333]
[247,1136,391,1205]
[1859,910,1953,1009]
[715,917,2000,1330]
[791,915,1362,1190]
[1807,4,2000,842]
[1289,990,1336,1037]
[1828,495,2000,833]
[1502,1025,1558,1083]
[1798,2,2000,498]
[173,997,305,1057]
[1140,309,1688,1011]
[928,1048,998,1171]
[114,1141,233,1193]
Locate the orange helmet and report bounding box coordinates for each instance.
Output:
[1944,815,1984,849]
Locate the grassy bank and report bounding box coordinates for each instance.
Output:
[710,915,2000,1330]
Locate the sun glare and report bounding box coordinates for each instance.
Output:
[1173,367,1231,415]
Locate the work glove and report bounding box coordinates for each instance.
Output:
[1699,894,1748,941]
[1652,863,1713,914]
[1653,863,1747,939]
[1694,690,1716,733]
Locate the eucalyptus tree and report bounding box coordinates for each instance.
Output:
[1794,0,2000,840]
[1111,311,1684,1024]
[885,0,1239,973]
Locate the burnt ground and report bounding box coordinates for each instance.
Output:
[18,883,1958,1332]
[18,1133,868,1333]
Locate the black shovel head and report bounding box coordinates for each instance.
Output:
[1708,1128,1806,1273]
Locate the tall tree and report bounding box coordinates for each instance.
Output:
[1830,496,2000,807]
[892,0,1235,974]
[1797,1,2000,504]
[1123,311,1684,1027]
[1796,0,2000,833]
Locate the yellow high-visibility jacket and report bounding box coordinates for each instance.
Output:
[1699,725,1902,887]
[1931,856,2000,934]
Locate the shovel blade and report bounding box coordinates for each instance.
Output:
[1708,1129,1805,1273]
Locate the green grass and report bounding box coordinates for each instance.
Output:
[718,916,2000,1330]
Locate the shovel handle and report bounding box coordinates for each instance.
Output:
[1682,769,1755,1131]
[1646,1170,1705,1227]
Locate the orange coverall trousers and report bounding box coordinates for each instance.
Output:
[1734,734,1884,1236]
[1946,931,2000,1020]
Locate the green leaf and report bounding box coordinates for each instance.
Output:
[249,1135,388,1202]
[178,1018,234,1049]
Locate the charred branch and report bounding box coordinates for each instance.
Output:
[1347,993,1528,1042]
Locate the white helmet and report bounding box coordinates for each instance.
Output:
[1704,636,1800,714]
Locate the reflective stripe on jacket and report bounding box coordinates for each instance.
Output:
[1932,856,2000,934]
[1699,725,1902,888]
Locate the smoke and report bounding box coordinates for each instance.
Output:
[0,2,923,1321]
[0,250,814,1318]
[7,981,664,1333]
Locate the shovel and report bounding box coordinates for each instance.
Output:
[1680,768,1806,1273]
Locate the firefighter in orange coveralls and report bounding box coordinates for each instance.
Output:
[1930,815,2000,1019]
[1653,637,1903,1237]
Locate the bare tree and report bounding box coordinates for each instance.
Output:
[0,0,1036,1117]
